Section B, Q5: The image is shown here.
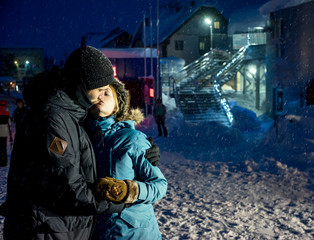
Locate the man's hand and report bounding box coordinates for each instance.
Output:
[145,137,160,166]
[94,177,139,204]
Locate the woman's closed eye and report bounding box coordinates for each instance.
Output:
[105,89,113,96]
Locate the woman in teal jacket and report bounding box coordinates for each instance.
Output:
[86,78,168,240]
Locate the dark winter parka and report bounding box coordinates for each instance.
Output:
[4,71,123,239]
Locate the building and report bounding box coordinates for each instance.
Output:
[0,48,44,83]
[265,0,314,116]
[84,27,133,48]
[132,5,229,65]
[90,5,229,66]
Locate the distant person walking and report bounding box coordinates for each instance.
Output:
[0,100,11,167]
[12,98,28,131]
[153,98,168,137]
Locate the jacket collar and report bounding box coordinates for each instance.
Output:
[47,90,87,121]
[97,116,135,134]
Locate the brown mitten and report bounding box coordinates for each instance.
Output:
[95,177,139,204]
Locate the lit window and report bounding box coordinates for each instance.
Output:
[175,40,184,50]
[214,21,220,29]
[200,41,205,51]
[199,36,208,54]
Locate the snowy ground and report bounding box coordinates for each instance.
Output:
[0,92,313,239]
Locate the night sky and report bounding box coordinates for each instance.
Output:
[0,0,270,61]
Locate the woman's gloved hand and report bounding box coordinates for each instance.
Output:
[95,177,139,204]
[145,137,160,166]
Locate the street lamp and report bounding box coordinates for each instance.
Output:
[205,18,213,51]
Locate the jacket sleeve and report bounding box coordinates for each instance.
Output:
[129,133,168,204]
[45,113,124,215]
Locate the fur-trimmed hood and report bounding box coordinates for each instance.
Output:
[111,78,144,125]
[123,108,144,125]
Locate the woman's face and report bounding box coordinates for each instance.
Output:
[88,85,116,117]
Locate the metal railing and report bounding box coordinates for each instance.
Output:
[172,46,249,126]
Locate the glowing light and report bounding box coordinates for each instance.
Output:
[205,18,212,25]
[149,88,154,98]
[112,66,117,76]
[14,61,18,64]
[25,60,30,64]
[249,65,256,75]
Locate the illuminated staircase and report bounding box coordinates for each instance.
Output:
[173,46,249,126]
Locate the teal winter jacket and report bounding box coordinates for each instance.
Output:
[87,116,167,240]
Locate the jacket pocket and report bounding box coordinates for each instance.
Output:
[119,204,154,228]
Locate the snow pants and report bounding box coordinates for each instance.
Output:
[155,117,168,137]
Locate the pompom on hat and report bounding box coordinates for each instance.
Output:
[63,45,114,90]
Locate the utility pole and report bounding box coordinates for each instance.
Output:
[150,4,153,77]
[156,0,160,98]
[143,13,147,77]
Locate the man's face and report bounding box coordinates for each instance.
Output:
[17,102,23,109]
[88,86,106,104]
[88,85,116,118]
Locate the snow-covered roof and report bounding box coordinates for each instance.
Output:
[86,3,226,48]
[85,27,131,48]
[157,5,224,44]
[259,0,314,16]
[99,48,157,59]
[130,3,226,46]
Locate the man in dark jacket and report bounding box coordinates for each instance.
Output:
[12,98,28,131]
[153,98,168,137]
[3,46,160,240]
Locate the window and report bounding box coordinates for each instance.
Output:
[199,36,210,55]
[199,41,205,51]
[175,40,184,50]
[214,21,220,29]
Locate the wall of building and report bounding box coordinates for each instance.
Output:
[161,8,229,65]
[266,1,314,115]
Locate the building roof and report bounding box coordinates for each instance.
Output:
[99,48,157,59]
[87,4,227,48]
[85,27,132,48]
[139,4,227,46]
[157,5,226,44]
